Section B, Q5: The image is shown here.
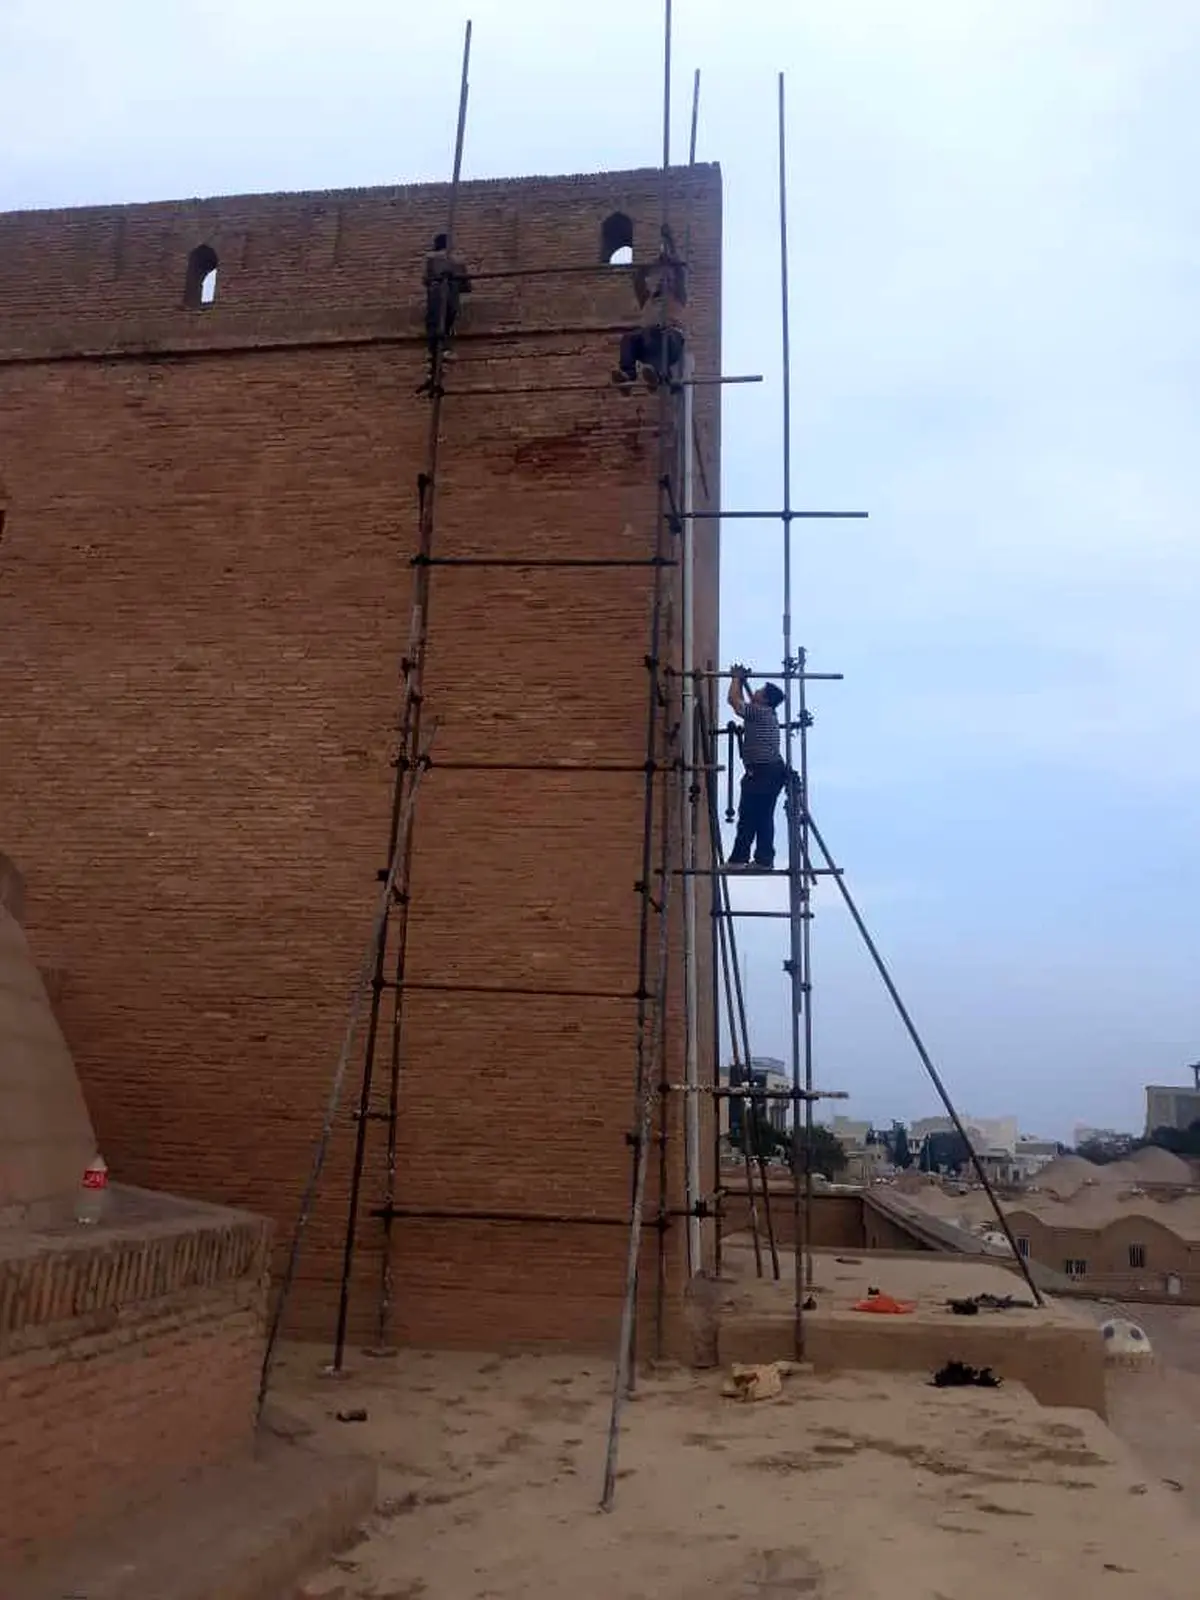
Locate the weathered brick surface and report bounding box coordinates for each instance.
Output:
[0,1196,271,1343]
[0,1202,272,1567]
[0,166,721,1352]
[720,1187,867,1251]
[0,902,97,1223]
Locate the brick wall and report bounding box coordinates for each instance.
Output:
[720,1185,866,1251]
[0,898,97,1225]
[0,166,722,1353]
[863,1202,937,1253]
[0,1197,271,1567]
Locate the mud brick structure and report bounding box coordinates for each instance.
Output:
[0,1192,272,1567]
[0,166,722,1350]
[0,856,274,1571]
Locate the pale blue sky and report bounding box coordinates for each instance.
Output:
[3,0,1198,1139]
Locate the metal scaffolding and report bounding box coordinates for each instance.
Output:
[260,0,1046,1511]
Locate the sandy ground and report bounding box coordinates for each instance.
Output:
[1078,1301,1200,1515]
[273,1343,1200,1600]
[718,1237,1071,1324]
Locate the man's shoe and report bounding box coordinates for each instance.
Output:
[751,859,775,872]
[637,362,661,392]
[725,858,749,872]
[611,367,635,392]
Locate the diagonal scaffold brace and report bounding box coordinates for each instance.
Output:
[330,18,474,1369]
[796,800,1046,1309]
[600,0,690,1514]
[256,726,438,1412]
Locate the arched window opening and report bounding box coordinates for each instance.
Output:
[184,244,219,309]
[600,212,634,266]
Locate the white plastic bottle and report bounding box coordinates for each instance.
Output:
[75,1153,109,1225]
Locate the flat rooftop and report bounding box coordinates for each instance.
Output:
[270,1343,1200,1600]
[717,1239,1106,1414]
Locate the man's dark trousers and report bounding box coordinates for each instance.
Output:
[729,762,787,867]
[616,326,685,382]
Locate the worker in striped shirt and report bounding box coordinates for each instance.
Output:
[726,667,787,871]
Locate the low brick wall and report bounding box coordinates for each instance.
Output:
[721,1184,865,1251]
[0,1186,272,1569]
[802,1312,1108,1418]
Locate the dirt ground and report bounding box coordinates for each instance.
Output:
[718,1238,1067,1325]
[273,1342,1200,1600]
[1078,1301,1200,1515]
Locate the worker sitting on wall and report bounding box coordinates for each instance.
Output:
[421,232,472,384]
[611,226,687,394]
[726,665,787,871]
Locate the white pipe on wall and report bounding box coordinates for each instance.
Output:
[681,353,701,1275]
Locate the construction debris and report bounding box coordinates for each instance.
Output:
[721,1360,810,1402]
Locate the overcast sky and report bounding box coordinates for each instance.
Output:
[4,1,1198,1139]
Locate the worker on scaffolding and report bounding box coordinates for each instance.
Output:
[726,665,787,871]
[611,226,687,394]
[420,232,472,391]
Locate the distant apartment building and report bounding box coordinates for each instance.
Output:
[1145,1083,1200,1136]
[723,1057,792,1142]
[1074,1125,1134,1149]
[966,1138,1057,1186]
[843,1142,890,1185]
[910,1114,1019,1162]
[828,1116,872,1149]
[1010,1138,1060,1183]
[823,1117,888,1186]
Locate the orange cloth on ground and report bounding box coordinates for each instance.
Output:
[853,1294,917,1314]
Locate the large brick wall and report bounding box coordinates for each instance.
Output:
[0,1195,271,1566]
[0,167,722,1351]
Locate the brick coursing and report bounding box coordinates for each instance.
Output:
[0,1210,271,1567]
[0,1206,271,1344]
[0,165,722,1352]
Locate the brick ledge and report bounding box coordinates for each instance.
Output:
[0,1184,271,1342]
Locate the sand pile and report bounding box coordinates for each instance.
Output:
[1128,1145,1194,1185]
[1028,1153,1104,1198]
